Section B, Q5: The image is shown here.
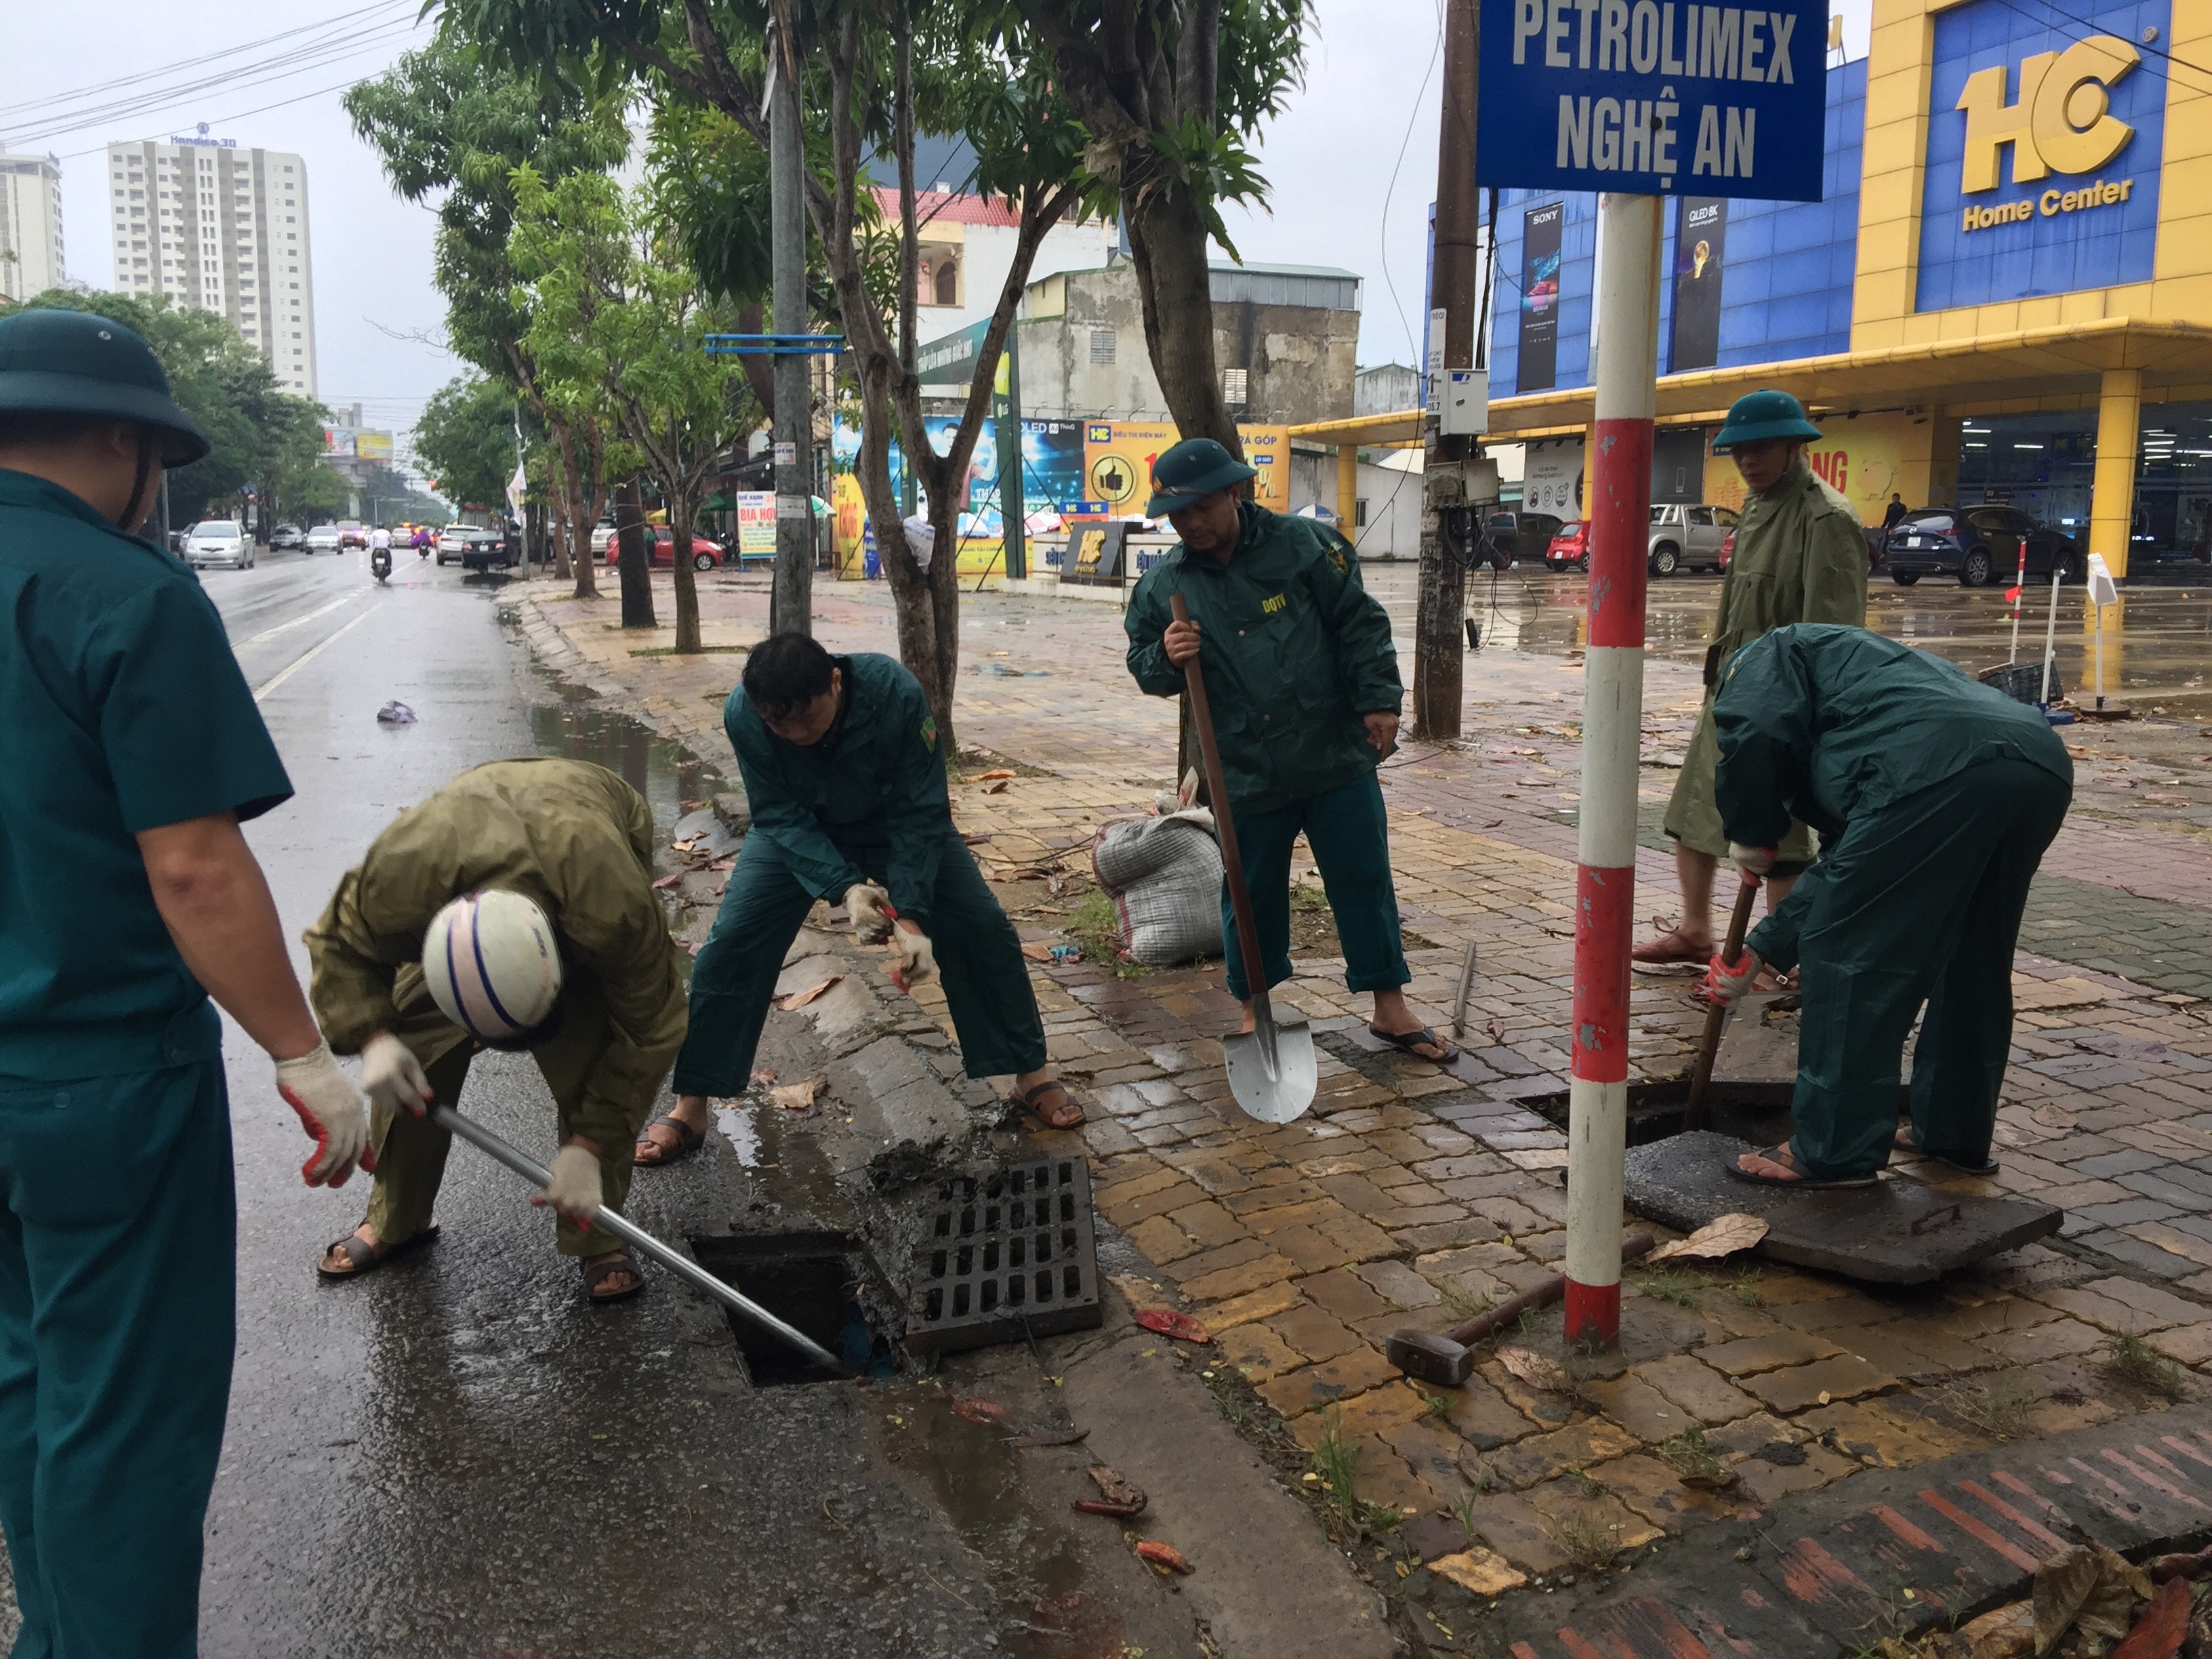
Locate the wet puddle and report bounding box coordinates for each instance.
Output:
[525,669,725,832]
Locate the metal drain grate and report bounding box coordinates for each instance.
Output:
[904,1154,1102,1355]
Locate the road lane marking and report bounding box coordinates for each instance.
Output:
[253,606,376,703]
[234,588,365,650]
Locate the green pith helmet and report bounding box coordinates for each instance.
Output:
[0,308,209,466]
[1711,388,1822,453]
[1144,436,1256,517]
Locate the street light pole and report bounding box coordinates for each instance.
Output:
[767,14,815,638]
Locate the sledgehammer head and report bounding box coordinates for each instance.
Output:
[1385,1328,1473,1387]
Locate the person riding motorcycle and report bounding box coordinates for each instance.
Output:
[369,526,392,582]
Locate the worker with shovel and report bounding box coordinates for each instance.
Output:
[644,634,1080,1153]
[1124,437,1454,1067]
[1700,624,2072,1187]
[1635,390,1867,983]
[307,758,689,1301]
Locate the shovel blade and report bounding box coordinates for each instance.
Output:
[1223,1014,1318,1124]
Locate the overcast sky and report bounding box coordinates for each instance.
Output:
[7,0,1875,449]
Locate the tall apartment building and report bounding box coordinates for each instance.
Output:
[0,152,66,303]
[104,138,318,397]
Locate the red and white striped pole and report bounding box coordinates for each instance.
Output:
[1565,191,1662,1351]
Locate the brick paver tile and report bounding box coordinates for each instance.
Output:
[1215,1321,1303,1384]
[1383,1415,1483,1504]
[1257,1348,1404,1417]
[1579,1374,1698,1442]
[1588,1453,1744,1533]
[1428,1547,1530,1595]
[2146,1324,2212,1366]
[1265,1302,1364,1364]
[1163,1200,1248,1252]
[1351,1259,1443,1310]
[1792,1399,1980,1466]
[2028,1278,2200,1335]
[1431,1374,1543,1450]
[1177,1250,1298,1304]
[1124,1214,1199,1265]
[1744,1355,1902,1413]
[1485,1419,1643,1490]
[1734,1442,1860,1504]
[1697,1331,1847,1377]
[1097,1174,1208,1228]
[1523,1479,1665,1555]
[1631,1354,1763,1425]
[1460,1492,1573,1574]
[1982,1316,2108,1364]
[1189,1279,1304,1330]
[1159,1235,1274,1287]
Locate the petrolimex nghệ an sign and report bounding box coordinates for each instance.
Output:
[1476,0,1828,201]
[1915,0,2167,312]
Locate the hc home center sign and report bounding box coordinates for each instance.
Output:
[1477,0,1828,201]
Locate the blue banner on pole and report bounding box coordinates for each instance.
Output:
[1477,0,1828,203]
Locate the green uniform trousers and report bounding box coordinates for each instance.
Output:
[367,973,651,1259]
[1779,757,2070,1179]
[1221,770,1410,1000]
[0,1060,234,1659]
[675,827,1046,1097]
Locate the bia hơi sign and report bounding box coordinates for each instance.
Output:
[1477,0,1828,201]
[1915,0,2167,312]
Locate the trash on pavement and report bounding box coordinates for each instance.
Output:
[1072,1464,1146,1519]
[762,1076,826,1112]
[1647,1212,1769,1263]
[1136,1540,1192,1575]
[1133,1309,1210,1344]
[375,700,417,724]
[1049,944,1083,964]
[1089,811,1224,966]
[951,1395,1011,1427]
[772,976,841,1010]
[651,872,684,890]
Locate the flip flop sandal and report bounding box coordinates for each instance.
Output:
[634,1112,705,1166]
[1894,1127,1999,1176]
[1724,1145,1877,1190]
[1632,926,1711,973]
[1368,1024,1460,1064]
[581,1250,646,1304]
[316,1223,440,1281]
[1017,1080,1086,1129]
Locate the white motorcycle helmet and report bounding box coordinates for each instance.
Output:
[422,889,563,1044]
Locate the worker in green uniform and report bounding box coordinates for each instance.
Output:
[1700,625,2072,1186]
[0,308,372,1656]
[639,634,1079,1160]
[1635,390,1868,978]
[307,758,688,1300]
[1124,437,1454,1063]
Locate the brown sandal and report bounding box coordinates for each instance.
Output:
[1632,923,1711,972]
[581,1250,645,1303]
[316,1224,439,1280]
[1017,1080,1085,1129]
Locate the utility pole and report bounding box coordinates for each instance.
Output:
[1412,0,1480,739]
[767,14,815,638]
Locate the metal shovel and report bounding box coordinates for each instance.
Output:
[1170,594,1317,1124]
[426,1101,844,1374]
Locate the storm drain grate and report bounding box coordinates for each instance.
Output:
[904,1154,1101,1355]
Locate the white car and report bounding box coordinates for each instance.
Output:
[591,523,616,557]
[185,520,253,570]
[305,523,343,553]
[435,525,473,565]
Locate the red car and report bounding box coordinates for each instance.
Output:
[1544,520,1590,571]
[1719,528,1735,571]
[602,527,726,571]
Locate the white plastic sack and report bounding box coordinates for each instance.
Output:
[1090,811,1225,966]
[901,515,935,572]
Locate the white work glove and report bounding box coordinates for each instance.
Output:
[844,881,897,945]
[532,1143,605,1227]
[274,1041,375,1188]
[1702,948,1764,1006]
[1728,842,1778,877]
[891,926,938,992]
[361,1031,432,1118]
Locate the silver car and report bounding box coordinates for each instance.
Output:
[1647,504,1738,576]
[184,519,254,570]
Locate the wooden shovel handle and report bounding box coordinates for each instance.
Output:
[1682,869,1761,1132]
[1170,594,1267,1001]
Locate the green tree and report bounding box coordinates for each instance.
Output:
[417,373,533,512]
[289,464,352,525]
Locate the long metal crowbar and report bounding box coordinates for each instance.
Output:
[427,1101,844,1374]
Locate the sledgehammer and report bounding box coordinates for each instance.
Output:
[1384,1231,1656,1386]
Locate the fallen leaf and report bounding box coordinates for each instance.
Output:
[975,768,1015,781]
[763,1076,827,1111]
[652,872,684,890]
[672,837,698,853]
[1136,1540,1193,1575]
[1496,1346,1574,1393]
[1647,1212,1769,1263]
[1957,1601,2032,1659]
[710,858,734,872]
[2111,1577,2190,1659]
[1021,942,1056,962]
[984,778,1011,794]
[772,975,842,1010]
[1078,1463,1146,1517]
[2036,1544,2152,1654]
[749,1067,777,1085]
[1134,1309,1211,1345]
[952,1396,1010,1427]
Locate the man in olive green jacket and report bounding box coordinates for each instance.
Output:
[1636,390,1868,973]
[306,758,688,1301]
[1124,437,1452,1062]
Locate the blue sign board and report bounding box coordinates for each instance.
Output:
[1477,0,1828,202]
[1914,0,2167,314]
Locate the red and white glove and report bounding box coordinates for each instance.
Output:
[1701,948,1763,1006]
[1728,842,1778,877]
[532,1144,605,1227]
[274,1041,375,1187]
[361,1031,432,1118]
[844,882,897,945]
[891,924,937,992]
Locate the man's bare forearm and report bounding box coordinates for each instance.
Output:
[136,813,323,1061]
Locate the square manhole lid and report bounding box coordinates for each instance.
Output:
[903,1151,1102,1355]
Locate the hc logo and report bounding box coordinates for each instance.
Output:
[1954,35,2139,190]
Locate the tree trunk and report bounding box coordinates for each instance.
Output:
[616,475,655,627]
[1126,185,1240,453]
[854,355,950,746]
[573,459,609,598]
[670,466,703,655]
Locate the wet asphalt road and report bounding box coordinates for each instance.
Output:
[175,549,1014,1657]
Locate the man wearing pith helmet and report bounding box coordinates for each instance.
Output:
[304,757,687,1303]
[1124,436,1457,1064]
[1634,389,1868,986]
[0,306,373,1656]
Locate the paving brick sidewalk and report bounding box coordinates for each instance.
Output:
[513,568,2212,1607]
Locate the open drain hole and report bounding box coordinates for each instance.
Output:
[1519,1077,1795,1147]
[689,1233,898,1386]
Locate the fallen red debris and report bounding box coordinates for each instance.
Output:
[2113,1578,2192,1659]
[1134,1309,1210,1344]
[951,1396,1010,1427]
[1136,1540,1192,1575]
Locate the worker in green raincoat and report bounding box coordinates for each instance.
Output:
[1123,437,1454,1063]
[307,758,689,1301]
[1636,390,1868,977]
[641,635,1079,1157]
[1699,625,2072,1187]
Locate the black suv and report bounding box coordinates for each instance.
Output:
[1882,505,2083,588]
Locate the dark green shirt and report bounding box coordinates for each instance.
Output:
[726,653,952,922]
[1123,504,1402,815]
[0,468,291,1080]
